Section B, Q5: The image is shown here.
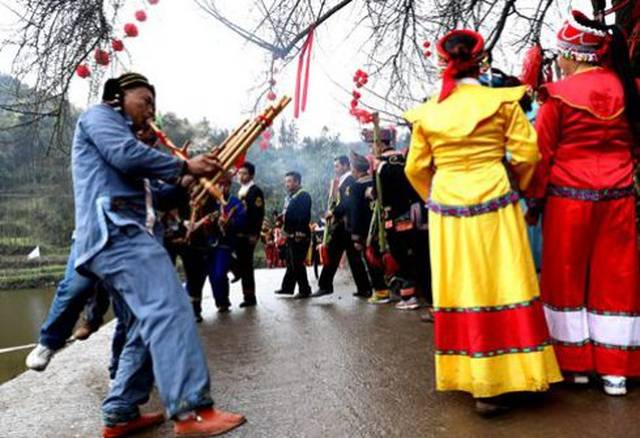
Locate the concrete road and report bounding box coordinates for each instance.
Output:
[0,268,637,437]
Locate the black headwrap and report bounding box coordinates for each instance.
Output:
[102,73,156,105]
[350,150,370,173]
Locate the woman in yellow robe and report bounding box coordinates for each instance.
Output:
[404,30,561,415]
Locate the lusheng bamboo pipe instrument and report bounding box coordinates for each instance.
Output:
[147,120,228,205]
[148,121,190,160]
[190,95,292,211]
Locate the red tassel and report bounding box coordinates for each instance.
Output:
[382,253,400,276]
[318,243,330,266]
[365,246,383,269]
[520,44,543,90]
[294,27,315,118]
[234,153,246,168]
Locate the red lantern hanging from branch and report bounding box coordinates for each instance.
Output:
[135,10,147,22]
[94,49,110,66]
[348,68,373,124]
[76,64,91,78]
[111,39,124,52]
[353,69,368,88]
[124,23,139,37]
[148,0,160,4]
[264,59,279,106]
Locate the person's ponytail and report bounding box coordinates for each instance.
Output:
[605,25,640,140]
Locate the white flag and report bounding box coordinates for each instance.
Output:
[27,246,41,260]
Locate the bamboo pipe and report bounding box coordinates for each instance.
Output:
[192,116,267,205]
[147,120,227,205]
[148,121,190,160]
[192,96,291,208]
[191,96,291,207]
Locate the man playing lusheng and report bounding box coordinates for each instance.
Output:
[72,73,245,437]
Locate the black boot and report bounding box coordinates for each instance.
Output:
[240,293,257,308]
[475,397,510,417]
[311,288,333,298]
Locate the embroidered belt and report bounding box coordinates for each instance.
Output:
[427,191,520,218]
[548,185,635,202]
[383,211,414,232]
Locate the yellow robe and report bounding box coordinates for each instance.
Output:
[405,83,562,397]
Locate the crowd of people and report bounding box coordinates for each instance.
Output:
[18,7,640,436]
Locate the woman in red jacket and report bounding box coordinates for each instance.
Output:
[527,10,640,396]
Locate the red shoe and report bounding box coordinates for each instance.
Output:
[102,412,165,438]
[174,407,246,437]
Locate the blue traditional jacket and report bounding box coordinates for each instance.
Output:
[71,104,183,268]
[206,196,247,250]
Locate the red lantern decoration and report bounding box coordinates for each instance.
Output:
[94,49,110,66]
[124,23,139,37]
[267,91,277,101]
[423,50,432,58]
[353,69,369,88]
[111,39,124,52]
[269,78,277,86]
[76,64,91,78]
[423,41,431,49]
[135,10,147,22]
[350,99,358,108]
[148,0,160,4]
[263,130,272,140]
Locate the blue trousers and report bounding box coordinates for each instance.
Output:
[188,248,233,312]
[39,242,96,350]
[108,296,128,380]
[86,224,213,423]
[207,248,232,309]
[38,240,130,380]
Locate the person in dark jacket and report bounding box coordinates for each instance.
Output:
[369,128,432,311]
[349,152,389,302]
[275,171,312,298]
[312,155,371,298]
[188,172,246,315]
[236,162,265,307]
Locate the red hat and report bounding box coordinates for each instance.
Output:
[557,10,608,63]
[435,29,486,102]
